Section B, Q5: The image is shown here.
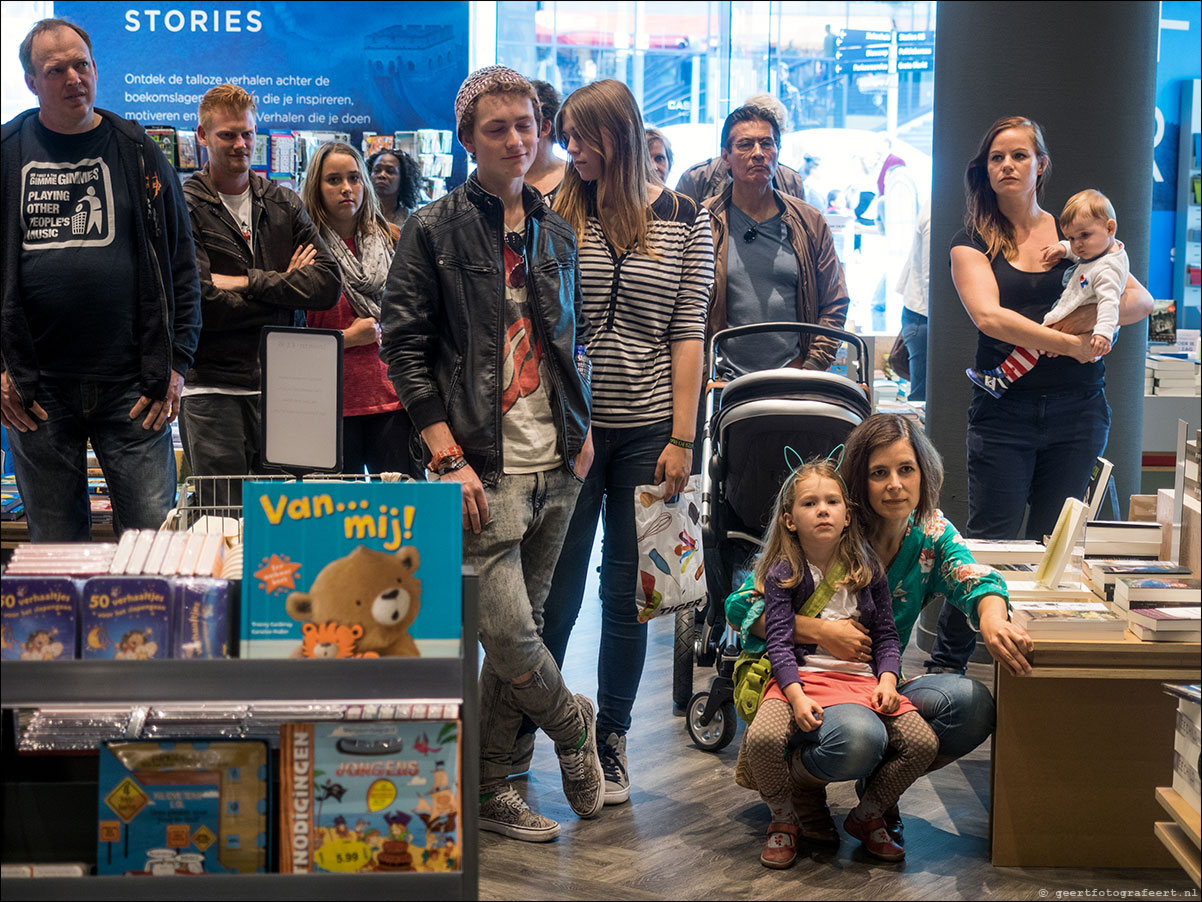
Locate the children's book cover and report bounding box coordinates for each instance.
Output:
[280,720,461,873]
[80,577,172,660]
[1,576,79,660]
[97,741,269,875]
[241,481,462,658]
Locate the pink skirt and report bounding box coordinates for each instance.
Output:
[762,671,918,717]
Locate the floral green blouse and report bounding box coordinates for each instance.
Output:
[727,510,1008,654]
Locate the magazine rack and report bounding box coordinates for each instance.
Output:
[0,573,479,901]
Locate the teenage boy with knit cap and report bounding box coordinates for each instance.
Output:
[380,66,600,841]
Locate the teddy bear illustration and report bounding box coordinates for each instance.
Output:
[286,546,422,657]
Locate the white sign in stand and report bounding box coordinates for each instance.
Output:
[259,326,343,474]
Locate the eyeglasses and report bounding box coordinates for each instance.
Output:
[731,137,778,155]
[503,231,526,289]
[743,226,758,243]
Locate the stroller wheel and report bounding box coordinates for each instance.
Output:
[672,609,698,714]
[685,691,736,752]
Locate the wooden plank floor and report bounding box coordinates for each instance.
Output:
[478,548,1199,900]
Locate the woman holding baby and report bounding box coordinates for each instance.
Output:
[929,115,1154,671]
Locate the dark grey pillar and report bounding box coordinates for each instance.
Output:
[927,1,1158,531]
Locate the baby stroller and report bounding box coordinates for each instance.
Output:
[677,323,873,751]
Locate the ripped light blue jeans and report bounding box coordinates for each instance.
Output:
[472,468,585,786]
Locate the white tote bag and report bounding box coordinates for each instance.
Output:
[632,476,706,622]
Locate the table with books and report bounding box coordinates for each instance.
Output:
[990,629,1200,868]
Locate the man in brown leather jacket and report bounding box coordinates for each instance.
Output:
[702,104,849,378]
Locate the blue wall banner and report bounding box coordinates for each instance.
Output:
[1151,1,1201,300]
[56,2,468,139]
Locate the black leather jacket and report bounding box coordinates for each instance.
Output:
[380,175,590,486]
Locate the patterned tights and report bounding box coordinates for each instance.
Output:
[742,698,939,821]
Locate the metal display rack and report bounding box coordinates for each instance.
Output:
[1,574,479,901]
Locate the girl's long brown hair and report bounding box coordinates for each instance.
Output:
[754,458,878,595]
[553,79,656,256]
[301,142,391,243]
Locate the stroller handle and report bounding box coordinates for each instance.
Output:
[706,322,871,384]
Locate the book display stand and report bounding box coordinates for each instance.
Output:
[0,574,480,900]
[990,634,1199,868]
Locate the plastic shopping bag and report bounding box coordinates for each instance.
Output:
[633,476,706,623]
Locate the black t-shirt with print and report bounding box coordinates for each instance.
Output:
[19,115,139,379]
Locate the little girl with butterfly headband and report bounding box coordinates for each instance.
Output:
[736,446,938,867]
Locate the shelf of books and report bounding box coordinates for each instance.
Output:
[1,480,479,900]
[1155,683,1201,887]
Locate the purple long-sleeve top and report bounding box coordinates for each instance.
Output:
[763,557,901,692]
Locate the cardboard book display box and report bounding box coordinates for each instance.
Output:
[240,481,463,659]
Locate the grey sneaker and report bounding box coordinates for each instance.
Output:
[509,730,536,778]
[478,783,560,842]
[599,731,630,805]
[555,694,604,818]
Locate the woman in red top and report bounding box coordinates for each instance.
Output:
[300,142,418,477]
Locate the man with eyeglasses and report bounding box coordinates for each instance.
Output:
[380,66,601,843]
[675,93,807,204]
[702,105,849,379]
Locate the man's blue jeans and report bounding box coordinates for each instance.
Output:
[7,375,176,540]
[473,468,586,786]
[900,306,928,402]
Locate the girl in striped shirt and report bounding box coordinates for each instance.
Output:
[539,79,714,806]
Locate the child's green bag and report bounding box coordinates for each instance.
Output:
[728,560,847,725]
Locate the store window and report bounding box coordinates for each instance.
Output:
[488,0,937,333]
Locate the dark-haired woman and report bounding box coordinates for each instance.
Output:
[367,149,422,230]
[952,115,1152,542]
[727,413,1033,846]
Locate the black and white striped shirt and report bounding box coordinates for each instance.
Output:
[578,190,713,428]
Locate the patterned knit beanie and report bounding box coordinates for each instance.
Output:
[454,65,532,132]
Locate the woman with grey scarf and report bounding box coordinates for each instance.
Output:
[301,142,420,477]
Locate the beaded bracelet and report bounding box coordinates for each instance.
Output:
[668,436,694,450]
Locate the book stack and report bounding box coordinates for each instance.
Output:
[965,539,1045,566]
[1084,520,1163,559]
[1113,576,1202,642]
[1162,683,1201,816]
[1146,355,1201,397]
[2,473,24,521]
[1008,599,1127,639]
[1084,558,1192,601]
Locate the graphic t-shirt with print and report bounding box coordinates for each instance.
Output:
[19,116,138,379]
[500,223,561,474]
